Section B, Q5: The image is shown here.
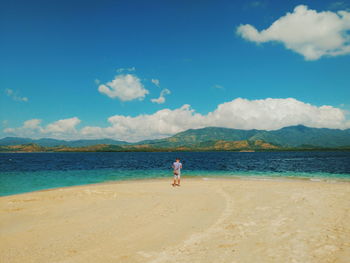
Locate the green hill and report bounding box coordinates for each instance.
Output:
[0,137,129,147]
[139,125,350,148]
[1,125,350,152]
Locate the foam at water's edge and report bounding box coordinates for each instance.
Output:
[197,172,350,183]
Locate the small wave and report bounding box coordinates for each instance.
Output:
[310,178,322,182]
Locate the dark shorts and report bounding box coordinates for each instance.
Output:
[173,170,181,178]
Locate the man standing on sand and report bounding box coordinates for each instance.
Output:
[172,158,182,187]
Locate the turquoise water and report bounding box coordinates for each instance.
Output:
[1,151,350,196]
[1,169,349,197]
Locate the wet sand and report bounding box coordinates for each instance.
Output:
[1,177,349,263]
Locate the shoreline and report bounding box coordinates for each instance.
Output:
[1,148,350,153]
[1,173,350,198]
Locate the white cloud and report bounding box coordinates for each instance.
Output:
[98,74,149,101]
[5,98,350,142]
[42,117,81,134]
[205,98,348,130]
[80,98,350,142]
[150,79,171,103]
[4,118,42,137]
[236,5,350,60]
[3,128,15,133]
[116,67,136,73]
[151,79,160,87]
[4,119,42,135]
[151,88,171,104]
[81,104,204,141]
[23,119,42,129]
[5,89,28,102]
[4,117,81,139]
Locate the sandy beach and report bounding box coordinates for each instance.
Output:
[1,177,349,263]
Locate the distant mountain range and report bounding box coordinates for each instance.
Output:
[1,125,350,152]
[0,137,128,147]
[147,125,350,148]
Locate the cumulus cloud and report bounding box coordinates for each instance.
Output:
[151,89,171,104]
[237,5,350,60]
[150,78,171,104]
[206,98,348,130]
[23,119,42,129]
[80,98,350,142]
[5,98,350,142]
[3,128,15,133]
[5,89,28,102]
[4,119,42,136]
[81,104,204,141]
[42,117,81,134]
[4,117,81,139]
[98,74,149,101]
[151,79,160,87]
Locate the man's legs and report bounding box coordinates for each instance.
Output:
[177,174,180,186]
[173,174,177,186]
[172,173,180,186]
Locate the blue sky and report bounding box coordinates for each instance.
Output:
[1,0,350,141]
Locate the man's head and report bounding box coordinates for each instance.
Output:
[176,158,180,162]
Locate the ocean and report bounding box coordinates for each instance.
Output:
[1,151,350,196]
